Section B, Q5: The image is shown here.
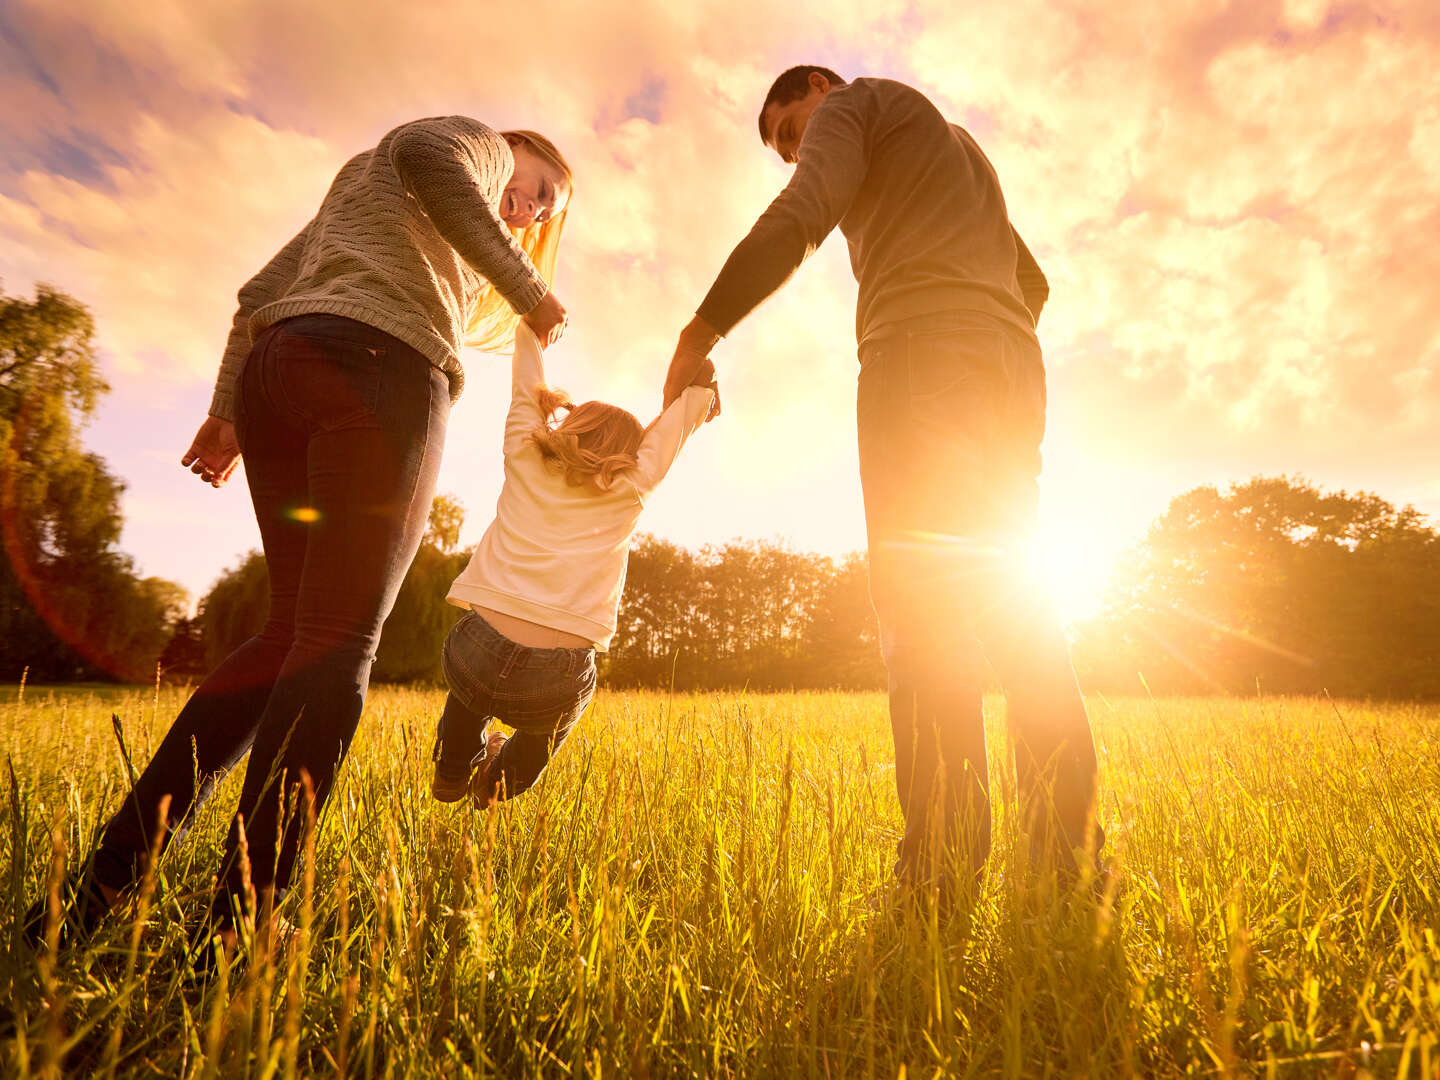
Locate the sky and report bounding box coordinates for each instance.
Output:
[1,0,1437,623]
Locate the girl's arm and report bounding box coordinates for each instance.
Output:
[502,324,549,455]
[209,221,312,422]
[387,117,549,318]
[632,383,716,496]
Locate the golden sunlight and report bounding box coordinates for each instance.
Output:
[1022,520,1119,625]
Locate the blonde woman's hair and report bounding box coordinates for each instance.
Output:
[466,130,574,353]
[528,386,646,493]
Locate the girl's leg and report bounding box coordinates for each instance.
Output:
[432,691,492,800]
[486,667,596,800]
[434,612,499,773]
[487,721,580,799]
[214,319,448,917]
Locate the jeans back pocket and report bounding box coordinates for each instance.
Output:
[274,332,385,432]
[904,327,1006,437]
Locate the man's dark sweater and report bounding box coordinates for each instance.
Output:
[697,77,1047,346]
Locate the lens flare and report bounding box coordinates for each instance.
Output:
[1021,528,1116,625]
[287,506,321,524]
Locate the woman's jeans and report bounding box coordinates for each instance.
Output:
[92,314,448,914]
[434,610,597,799]
[857,311,1100,888]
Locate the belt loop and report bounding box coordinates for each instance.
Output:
[498,643,521,679]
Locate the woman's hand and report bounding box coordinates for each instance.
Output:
[181,416,241,488]
[523,291,568,348]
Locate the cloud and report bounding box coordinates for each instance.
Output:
[2,0,1438,600]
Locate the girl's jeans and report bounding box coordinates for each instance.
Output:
[92,314,448,916]
[435,609,597,799]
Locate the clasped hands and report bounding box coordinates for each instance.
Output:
[664,315,723,422]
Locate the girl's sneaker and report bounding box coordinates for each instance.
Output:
[431,738,477,803]
[469,731,509,808]
[431,760,472,803]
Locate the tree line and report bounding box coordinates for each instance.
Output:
[190,475,1440,699]
[5,286,1440,699]
[189,519,886,690]
[1071,475,1440,698]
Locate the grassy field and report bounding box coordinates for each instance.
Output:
[3,684,1439,1078]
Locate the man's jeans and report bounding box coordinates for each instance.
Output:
[93,314,448,914]
[857,311,1100,886]
[435,609,597,799]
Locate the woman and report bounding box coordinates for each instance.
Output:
[27,116,574,950]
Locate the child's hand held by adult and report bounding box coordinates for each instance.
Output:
[664,315,722,410]
[523,291,568,347]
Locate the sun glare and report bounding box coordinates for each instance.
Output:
[1022,523,1118,625]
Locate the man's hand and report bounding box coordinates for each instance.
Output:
[664,315,723,415]
[181,416,241,488]
[522,291,568,348]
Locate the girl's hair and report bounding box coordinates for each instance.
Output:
[528,386,646,493]
[466,130,574,353]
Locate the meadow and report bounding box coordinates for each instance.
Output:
[3,684,1439,1078]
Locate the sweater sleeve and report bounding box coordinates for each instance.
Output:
[1012,227,1049,323]
[695,90,870,336]
[387,118,549,316]
[209,221,311,422]
[502,325,548,455]
[631,386,714,497]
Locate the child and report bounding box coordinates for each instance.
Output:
[431,324,715,805]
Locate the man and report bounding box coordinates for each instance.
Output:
[664,66,1101,895]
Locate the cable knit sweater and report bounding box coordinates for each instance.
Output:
[209,116,549,421]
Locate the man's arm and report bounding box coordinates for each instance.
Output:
[693,95,870,338]
[1012,226,1049,324]
[664,92,871,408]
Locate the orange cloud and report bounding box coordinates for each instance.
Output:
[1,0,1437,602]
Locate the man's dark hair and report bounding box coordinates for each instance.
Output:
[757,65,847,143]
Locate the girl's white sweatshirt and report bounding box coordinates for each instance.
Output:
[446,327,713,649]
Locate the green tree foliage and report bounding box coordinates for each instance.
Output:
[424,493,465,555]
[189,478,1440,700]
[605,535,884,689]
[1072,476,1440,697]
[157,616,208,679]
[198,549,269,669]
[0,284,186,682]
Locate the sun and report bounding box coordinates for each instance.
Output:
[1021,520,1120,625]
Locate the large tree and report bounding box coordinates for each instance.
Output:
[0,285,185,682]
[1082,476,1440,697]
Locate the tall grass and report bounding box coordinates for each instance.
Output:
[3,685,1439,1077]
